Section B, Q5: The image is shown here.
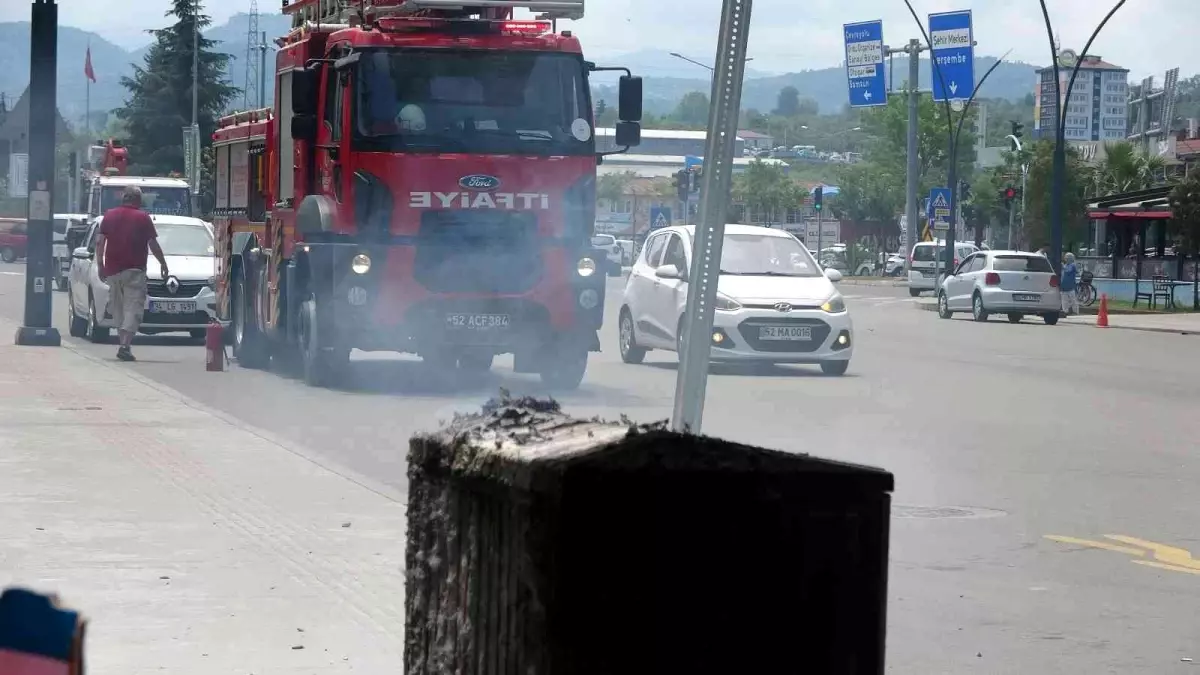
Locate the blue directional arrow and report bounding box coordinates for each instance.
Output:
[928,10,975,102]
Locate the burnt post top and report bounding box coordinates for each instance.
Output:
[408,393,895,495]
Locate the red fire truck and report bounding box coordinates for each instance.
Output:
[211,0,642,389]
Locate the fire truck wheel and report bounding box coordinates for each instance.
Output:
[300,298,348,388]
[539,348,588,390]
[457,350,494,373]
[0,247,16,264]
[233,277,270,370]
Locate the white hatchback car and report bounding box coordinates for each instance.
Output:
[66,215,219,342]
[618,224,853,375]
[936,249,1062,324]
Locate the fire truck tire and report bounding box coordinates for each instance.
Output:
[234,277,270,370]
[0,247,16,263]
[539,348,588,390]
[300,298,348,388]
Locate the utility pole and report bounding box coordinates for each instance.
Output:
[15,0,62,347]
[887,39,926,273]
[189,0,201,216]
[259,31,268,108]
[671,0,752,433]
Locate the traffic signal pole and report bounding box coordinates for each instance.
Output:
[886,39,925,274]
[15,0,62,347]
[670,0,752,433]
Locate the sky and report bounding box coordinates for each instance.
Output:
[2,0,1190,81]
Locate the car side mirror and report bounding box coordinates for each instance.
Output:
[655,264,682,280]
[72,247,92,260]
[824,268,843,282]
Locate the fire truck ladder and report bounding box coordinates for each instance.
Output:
[285,0,584,23]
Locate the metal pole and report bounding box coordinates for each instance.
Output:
[1007,198,1015,250]
[15,0,62,346]
[902,39,921,273]
[1020,164,1027,247]
[815,198,823,260]
[259,31,267,109]
[670,0,752,434]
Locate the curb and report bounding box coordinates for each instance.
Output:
[911,298,1199,335]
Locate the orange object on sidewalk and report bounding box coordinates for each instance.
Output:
[205,320,225,372]
[1097,293,1109,328]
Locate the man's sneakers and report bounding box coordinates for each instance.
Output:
[116,345,136,362]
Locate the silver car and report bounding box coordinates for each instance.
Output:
[66,215,219,342]
[936,250,1062,324]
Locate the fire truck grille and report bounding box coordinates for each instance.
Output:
[415,211,542,294]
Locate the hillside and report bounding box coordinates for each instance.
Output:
[0,19,1039,129]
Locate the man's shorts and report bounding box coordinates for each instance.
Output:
[106,268,147,333]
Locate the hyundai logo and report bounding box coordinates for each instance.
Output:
[459,174,501,191]
[166,276,179,295]
[774,302,792,313]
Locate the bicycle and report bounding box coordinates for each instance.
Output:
[1076,270,1096,307]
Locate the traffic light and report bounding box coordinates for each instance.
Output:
[812,185,823,212]
[1010,120,1024,140]
[674,170,688,203]
[1001,185,1017,209]
[959,179,971,201]
[690,167,702,193]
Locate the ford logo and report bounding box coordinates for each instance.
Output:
[459,174,501,191]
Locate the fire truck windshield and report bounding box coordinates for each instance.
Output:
[100,186,191,216]
[354,49,592,156]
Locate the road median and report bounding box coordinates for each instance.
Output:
[0,318,407,673]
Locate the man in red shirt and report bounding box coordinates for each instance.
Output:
[94,186,169,362]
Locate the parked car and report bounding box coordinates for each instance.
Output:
[936,250,1062,324]
[66,215,219,342]
[618,224,852,375]
[908,241,979,296]
[0,218,27,263]
[591,234,624,276]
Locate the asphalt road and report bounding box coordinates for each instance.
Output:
[3,261,1199,673]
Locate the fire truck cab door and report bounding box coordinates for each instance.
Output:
[317,57,349,205]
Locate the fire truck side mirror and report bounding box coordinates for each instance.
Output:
[292,67,318,117]
[618,75,643,122]
[292,115,318,142]
[614,121,641,148]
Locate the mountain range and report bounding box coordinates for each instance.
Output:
[0,15,1040,130]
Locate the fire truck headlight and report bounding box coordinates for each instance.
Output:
[578,289,599,309]
[351,254,371,274]
[577,257,597,277]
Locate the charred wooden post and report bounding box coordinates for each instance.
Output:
[405,395,894,675]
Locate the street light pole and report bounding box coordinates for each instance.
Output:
[1005,133,1026,249]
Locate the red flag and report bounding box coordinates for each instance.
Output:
[84,47,96,83]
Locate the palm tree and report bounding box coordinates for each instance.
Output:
[1093,141,1167,196]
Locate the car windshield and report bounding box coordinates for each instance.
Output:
[720,233,820,277]
[592,235,615,247]
[994,255,1055,273]
[354,48,592,156]
[912,246,939,261]
[101,186,191,216]
[156,223,214,257]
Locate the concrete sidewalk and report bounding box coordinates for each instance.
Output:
[0,318,407,673]
[912,297,1200,335]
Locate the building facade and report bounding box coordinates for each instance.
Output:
[1033,50,1129,143]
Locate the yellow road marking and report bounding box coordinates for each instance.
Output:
[1043,535,1146,557]
[1106,535,1200,571]
[1045,534,1200,577]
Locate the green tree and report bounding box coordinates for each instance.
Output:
[116,0,238,176]
[595,99,618,127]
[597,171,635,205]
[1168,170,1200,308]
[774,86,801,117]
[1092,141,1167,196]
[833,161,903,223]
[732,160,802,226]
[673,92,710,127]
[1010,140,1091,250]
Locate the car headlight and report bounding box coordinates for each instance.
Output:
[715,292,741,311]
[820,295,846,313]
[351,253,371,274]
[577,257,597,277]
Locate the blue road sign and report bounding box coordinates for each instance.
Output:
[650,206,672,230]
[684,155,703,170]
[928,187,953,231]
[843,20,887,108]
[928,10,975,102]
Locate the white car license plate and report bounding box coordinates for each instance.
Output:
[1013,293,1041,302]
[446,313,510,330]
[149,300,196,314]
[759,326,812,341]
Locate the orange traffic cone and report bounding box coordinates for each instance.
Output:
[1097,293,1109,328]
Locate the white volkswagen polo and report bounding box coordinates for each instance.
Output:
[618,224,853,375]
